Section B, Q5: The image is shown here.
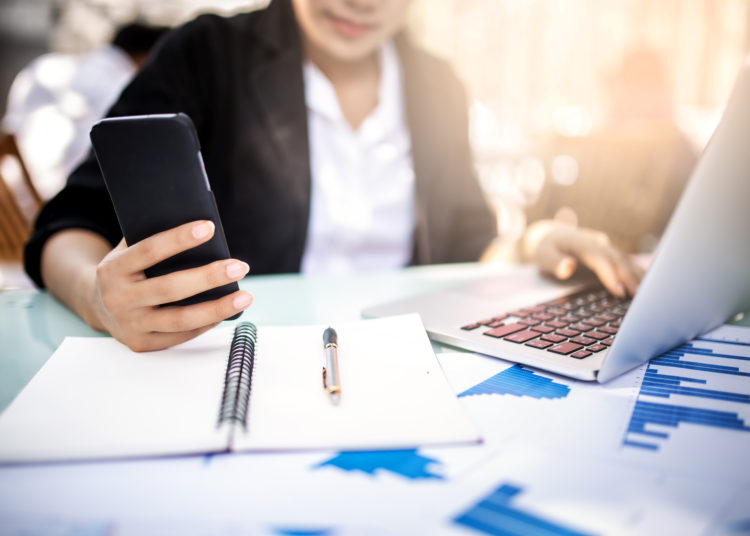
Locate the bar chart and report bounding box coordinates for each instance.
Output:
[454,483,593,536]
[457,365,570,400]
[622,329,750,452]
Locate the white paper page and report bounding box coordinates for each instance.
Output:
[0,330,233,463]
[232,313,480,451]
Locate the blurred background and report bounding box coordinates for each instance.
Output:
[0,0,748,283]
[409,0,749,259]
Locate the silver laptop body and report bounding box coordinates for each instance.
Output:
[363,58,750,382]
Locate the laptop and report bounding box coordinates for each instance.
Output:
[363,58,750,382]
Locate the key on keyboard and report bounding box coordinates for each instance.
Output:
[460,286,630,360]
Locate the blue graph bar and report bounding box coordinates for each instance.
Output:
[676,343,750,360]
[696,337,750,348]
[453,483,594,536]
[723,518,750,533]
[652,352,750,376]
[639,369,750,403]
[623,339,750,451]
[458,365,570,400]
[273,529,332,536]
[315,449,443,480]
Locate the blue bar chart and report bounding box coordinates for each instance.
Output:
[623,336,750,452]
[458,365,570,400]
[272,529,332,536]
[453,483,593,536]
[315,449,444,480]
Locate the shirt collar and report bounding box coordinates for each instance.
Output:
[303,40,404,139]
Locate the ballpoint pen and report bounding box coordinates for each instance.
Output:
[322,327,341,405]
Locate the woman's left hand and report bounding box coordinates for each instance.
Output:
[532,224,644,298]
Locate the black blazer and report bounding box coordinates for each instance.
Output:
[24,0,495,287]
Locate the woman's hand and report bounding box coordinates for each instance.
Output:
[41,220,253,352]
[528,221,644,297]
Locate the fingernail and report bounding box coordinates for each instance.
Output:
[616,283,626,297]
[192,221,214,239]
[226,261,249,279]
[556,257,576,279]
[233,293,253,310]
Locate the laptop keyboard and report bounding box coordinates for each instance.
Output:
[460,287,630,359]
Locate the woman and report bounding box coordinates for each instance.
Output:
[25,0,641,351]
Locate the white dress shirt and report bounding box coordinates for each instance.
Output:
[300,41,416,275]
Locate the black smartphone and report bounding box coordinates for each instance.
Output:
[90,113,241,319]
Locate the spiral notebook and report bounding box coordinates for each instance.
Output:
[0,314,480,463]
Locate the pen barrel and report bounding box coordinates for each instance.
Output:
[324,345,340,392]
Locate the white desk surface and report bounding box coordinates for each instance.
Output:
[1,262,749,535]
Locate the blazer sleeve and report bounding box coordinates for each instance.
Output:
[23,15,225,288]
[440,77,497,262]
[400,38,497,264]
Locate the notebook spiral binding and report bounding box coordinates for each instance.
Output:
[217,322,257,429]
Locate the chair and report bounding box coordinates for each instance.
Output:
[0,132,43,261]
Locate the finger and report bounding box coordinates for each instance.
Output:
[98,237,146,284]
[555,256,578,280]
[535,235,579,280]
[137,290,254,334]
[613,254,644,297]
[581,254,623,297]
[582,239,643,297]
[548,228,626,297]
[130,258,250,307]
[124,324,218,353]
[116,220,216,275]
[566,240,625,297]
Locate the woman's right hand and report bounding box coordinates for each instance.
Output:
[42,220,253,352]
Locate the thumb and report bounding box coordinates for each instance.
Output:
[554,255,578,280]
[536,237,578,280]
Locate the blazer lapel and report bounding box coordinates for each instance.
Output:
[397,35,434,264]
[247,0,311,219]
[250,52,311,212]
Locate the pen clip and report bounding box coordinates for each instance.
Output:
[322,366,327,389]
